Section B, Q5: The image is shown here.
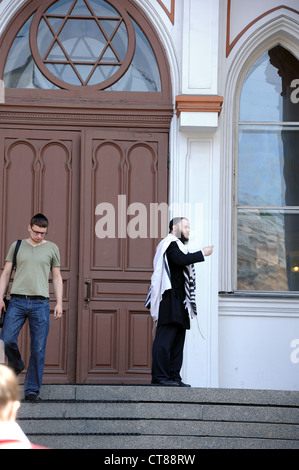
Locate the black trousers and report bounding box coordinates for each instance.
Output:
[151,324,186,383]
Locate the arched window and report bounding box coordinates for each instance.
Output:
[236,45,299,292]
[2,0,161,92]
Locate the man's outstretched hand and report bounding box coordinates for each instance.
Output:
[202,246,214,256]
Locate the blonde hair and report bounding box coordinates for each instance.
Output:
[0,364,20,406]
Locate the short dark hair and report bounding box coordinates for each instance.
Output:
[30,213,49,228]
[169,217,184,233]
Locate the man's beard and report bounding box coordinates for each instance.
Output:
[180,233,189,244]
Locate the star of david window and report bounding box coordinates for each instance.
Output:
[3,0,161,92]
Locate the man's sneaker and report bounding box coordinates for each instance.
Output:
[25,394,41,403]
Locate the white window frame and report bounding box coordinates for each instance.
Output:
[219,17,299,296]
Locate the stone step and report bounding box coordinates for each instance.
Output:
[21,384,299,406]
[18,401,299,423]
[16,385,299,450]
[23,434,299,450]
[19,417,299,439]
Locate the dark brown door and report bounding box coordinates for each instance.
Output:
[76,129,168,383]
[0,128,80,383]
[0,127,168,384]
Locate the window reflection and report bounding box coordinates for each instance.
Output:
[237,46,299,292]
[237,210,299,291]
[240,46,299,122]
[238,126,299,207]
[240,52,282,122]
[3,0,161,92]
[106,20,161,92]
[3,16,59,89]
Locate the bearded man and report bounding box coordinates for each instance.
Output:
[146,217,213,387]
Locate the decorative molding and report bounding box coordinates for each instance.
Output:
[0,112,172,121]
[226,1,299,57]
[219,295,299,318]
[175,95,223,117]
[0,110,173,131]
[156,0,175,24]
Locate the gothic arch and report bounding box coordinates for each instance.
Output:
[219,15,299,292]
[0,0,172,106]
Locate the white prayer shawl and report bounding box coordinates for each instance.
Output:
[145,234,199,332]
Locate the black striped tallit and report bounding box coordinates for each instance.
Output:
[183,263,197,317]
[145,256,197,318]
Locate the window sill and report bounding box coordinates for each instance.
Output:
[218,291,299,299]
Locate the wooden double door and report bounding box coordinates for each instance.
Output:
[0,127,168,383]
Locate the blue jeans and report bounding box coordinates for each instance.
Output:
[0,296,50,397]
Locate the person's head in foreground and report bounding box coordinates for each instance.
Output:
[0,363,20,423]
[0,363,46,449]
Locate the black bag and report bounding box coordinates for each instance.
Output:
[0,297,9,328]
[0,240,21,329]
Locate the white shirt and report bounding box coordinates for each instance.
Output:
[0,421,32,449]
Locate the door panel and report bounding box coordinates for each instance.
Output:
[92,141,123,269]
[0,129,80,383]
[77,130,168,383]
[126,143,160,271]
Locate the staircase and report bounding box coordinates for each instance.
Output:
[17,385,299,449]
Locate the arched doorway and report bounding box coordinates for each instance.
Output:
[0,0,173,383]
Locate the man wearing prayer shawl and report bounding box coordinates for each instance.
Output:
[146,217,213,387]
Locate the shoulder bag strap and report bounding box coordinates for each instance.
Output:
[4,239,22,297]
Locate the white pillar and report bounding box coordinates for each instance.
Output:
[178,134,220,388]
[182,0,219,94]
[175,0,220,387]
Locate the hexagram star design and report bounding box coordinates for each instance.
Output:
[39,0,127,86]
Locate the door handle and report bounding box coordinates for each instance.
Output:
[84,278,91,309]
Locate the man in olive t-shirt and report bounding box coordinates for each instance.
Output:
[0,214,63,402]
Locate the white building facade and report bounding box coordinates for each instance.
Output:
[0,0,298,390]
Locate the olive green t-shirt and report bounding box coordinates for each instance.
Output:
[6,240,60,298]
